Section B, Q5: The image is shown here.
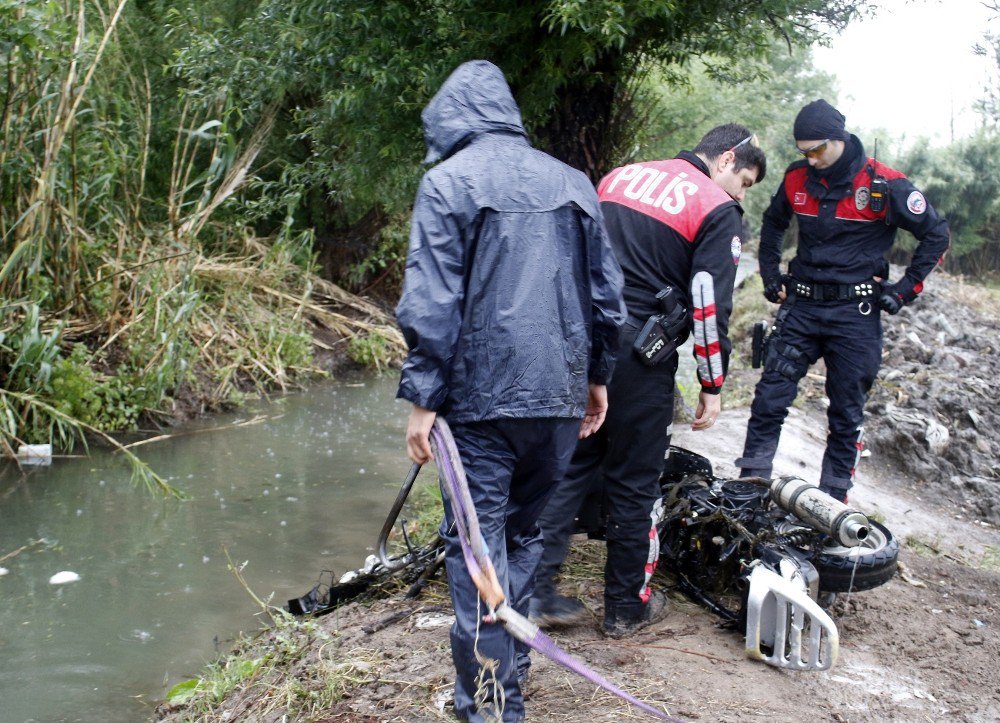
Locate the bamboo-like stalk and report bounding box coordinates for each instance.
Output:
[14,0,129,247]
[176,101,281,241]
[167,99,191,238]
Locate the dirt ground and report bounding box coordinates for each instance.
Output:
[286,404,998,723]
[155,272,1000,722]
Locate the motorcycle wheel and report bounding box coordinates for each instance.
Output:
[813,520,899,593]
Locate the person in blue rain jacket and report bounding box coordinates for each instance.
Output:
[395,59,625,723]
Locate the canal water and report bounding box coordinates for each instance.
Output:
[0,373,415,722]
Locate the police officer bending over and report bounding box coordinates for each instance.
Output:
[531,125,767,636]
[737,99,950,502]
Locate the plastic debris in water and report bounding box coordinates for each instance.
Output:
[49,571,81,584]
[17,444,52,466]
[0,567,8,577]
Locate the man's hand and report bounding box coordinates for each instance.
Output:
[405,405,437,464]
[763,278,786,304]
[879,292,903,315]
[691,391,721,431]
[579,383,608,439]
[873,276,903,315]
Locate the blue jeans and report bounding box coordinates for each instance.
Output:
[440,417,579,722]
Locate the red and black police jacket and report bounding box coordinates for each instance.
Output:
[597,151,744,394]
[759,135,950,304]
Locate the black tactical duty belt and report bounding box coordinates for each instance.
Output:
[790,279,878,301]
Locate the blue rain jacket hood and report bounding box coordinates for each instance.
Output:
[397,60,625,422]
[421,60,527,165]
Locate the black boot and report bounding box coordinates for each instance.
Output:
[602,590,669,639]
[528,593,588,629]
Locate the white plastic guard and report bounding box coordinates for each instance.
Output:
[745,564,839,671]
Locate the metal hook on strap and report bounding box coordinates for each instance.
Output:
[377,462,422,571]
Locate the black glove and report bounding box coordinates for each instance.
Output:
[763,279,783,303]
[879,291,903,315]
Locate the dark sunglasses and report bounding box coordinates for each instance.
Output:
[796,139,830,159]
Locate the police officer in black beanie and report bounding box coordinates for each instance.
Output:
[736,99,950,502]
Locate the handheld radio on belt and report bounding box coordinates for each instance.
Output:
[750,289,796,368]
[633,286,688,366]
[751,320,771,369]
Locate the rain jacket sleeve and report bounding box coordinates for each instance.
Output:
[584,206,626,385]
[395,175,467,411]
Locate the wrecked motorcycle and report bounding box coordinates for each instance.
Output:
[290,447,898,672]
[658,446,899,671]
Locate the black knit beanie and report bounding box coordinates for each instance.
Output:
[793,99,849,141]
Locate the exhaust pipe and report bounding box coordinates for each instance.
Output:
[769,477,870,547]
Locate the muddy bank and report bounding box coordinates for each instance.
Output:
[152,431,1000,722]
[865,272,1000,525]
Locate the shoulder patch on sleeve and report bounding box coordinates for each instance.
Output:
[907,191,927,215]
[731,235,742,265]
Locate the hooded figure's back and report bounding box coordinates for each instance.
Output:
[396,60,624,422]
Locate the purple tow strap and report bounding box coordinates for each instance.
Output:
[430,418,683,722]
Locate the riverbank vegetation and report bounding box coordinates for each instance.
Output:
[4,0,1000,483]
[0,1,404,479]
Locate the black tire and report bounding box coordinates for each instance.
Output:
[813,520,899,593]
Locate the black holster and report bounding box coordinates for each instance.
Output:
[750,295,795,369]
[633,287,688,366]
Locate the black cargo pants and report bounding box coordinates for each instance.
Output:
[536,322,675,623]
[738,297,882,500]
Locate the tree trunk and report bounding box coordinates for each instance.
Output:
[535,60,623,183]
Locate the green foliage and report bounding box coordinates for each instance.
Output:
[0,2,333,491]
[165,657,264,706]
[347,331,393,371]
[171,0,864,285]
[345,215,409,294]
[2,305,63,392]
[44,346,153,434]
[898,131,1000,274]
[639,42,839,229]
[160,606,388,719]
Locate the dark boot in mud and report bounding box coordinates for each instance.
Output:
[602,590,669,639]
[529,593,588,629]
